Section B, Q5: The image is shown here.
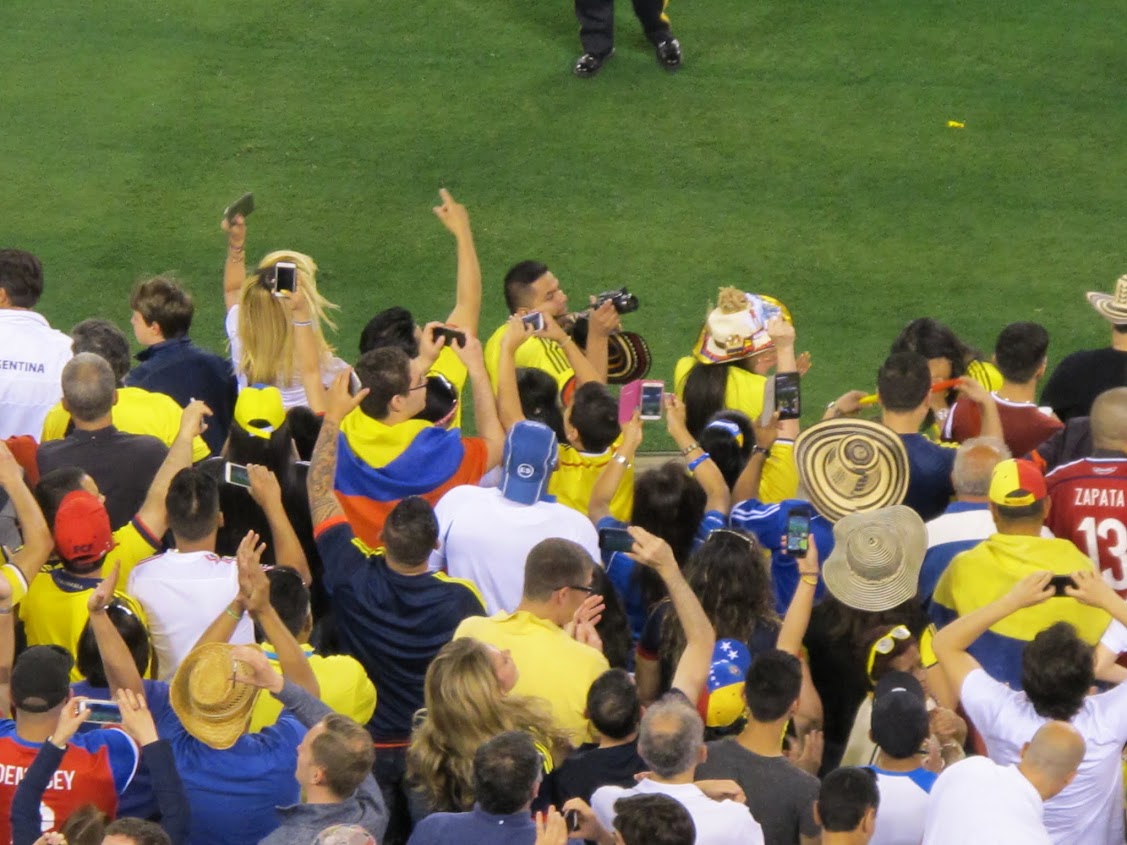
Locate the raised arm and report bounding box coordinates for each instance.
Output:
[496,315,536,431]
[192,531,259,651]
[955,377,1003,442]
[542,312,602,388]
[589,413,642,525]
[581,301,620,384]
[307,371,368,527]
[932,571,1053,696]
[776,535,820,656]
[88,564,145,696]
[284,284,326,414]
[238,536,319,698]
[666,395,729,515]
[136,400,212,537]
[222,214,247,312]
[767,317,801,443]
[247,466,310,585]
[731,412,779,505]
[0,442,52,590]
[435,189,482,336]
[452,332,504,469]
[627,526,715,703]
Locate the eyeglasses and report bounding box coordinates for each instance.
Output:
[558,584,596,595]
[866,625,912,680]
[408,381,428,392]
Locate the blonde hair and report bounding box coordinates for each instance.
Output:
[236,250,340,386]
[407,638,568,814]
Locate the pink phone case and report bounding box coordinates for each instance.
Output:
[618,380,642,424]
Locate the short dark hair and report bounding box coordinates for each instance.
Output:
[503,260,549,314]
[166,467,220,542]
[522,538,594,601]
[0,249,44,308]
[1023,622,1093,721]
[817,767,879,833]
[266,567,310,637]
[355,347,412,420]
[570,383,620,453]
[877,352,931,412]
[359,306,419,357]
[472,731,542,815]
[994,321,1050,383]
[35,467,89,527]
[129,276,194,339]
[382,496,438,566]
[313,714,377,798]
[104,816,171,845]
[744,649,802,723]
[76,601,152,687]
[613,794,696,845]
[71,319,131,385]
[587,669,641,739]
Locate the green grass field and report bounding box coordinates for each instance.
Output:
[8,0,1127,438]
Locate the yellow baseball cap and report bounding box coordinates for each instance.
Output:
[234,385,286,440]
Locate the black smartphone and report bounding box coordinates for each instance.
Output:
[224,192,255,222]
[432,326,466,348]
[598,527,635,554]
[78,699,122,724]
[1049,575,1074,597]
[522,312,546,331]
[274,262,297,295]
[775,372,801,420]
[565,809,581,833]
[784,507,812,558]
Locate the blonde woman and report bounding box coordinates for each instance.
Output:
[222,214,348,408]
[406,638,568,823]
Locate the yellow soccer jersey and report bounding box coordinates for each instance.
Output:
[19,519,159,680]
[758,440,800,503]
[41,386,210,462]
[485,324,576,398]
[549,438,633,523]
[250,643,377,732]
[673,357,768,423]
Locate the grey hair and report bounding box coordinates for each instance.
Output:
[637,696,704,778]
[952,436,1011,497]
[61,352,115,422]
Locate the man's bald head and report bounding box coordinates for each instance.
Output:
[1090,388,1127,452]
[1020,721,1086,800]
[60,352,115,423]
[952,436,1012,500]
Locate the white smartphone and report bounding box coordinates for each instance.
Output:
[522,312,546,332]
[223,462,251,488]
[273,262,297,296]
[639,380,665,421]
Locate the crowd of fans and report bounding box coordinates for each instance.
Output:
[1,192,1127,845]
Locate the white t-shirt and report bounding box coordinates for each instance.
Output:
[127,550,255,680]
[1099,618,1127,654]
[592,777,765,845]
[922,756,1049,845]
[0,310,72,439]
[225,305,349,409]
[960,667,1127,845]
[429,485,601,614]
[870,767,937,845]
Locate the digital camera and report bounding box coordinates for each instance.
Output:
[593,287,640,314]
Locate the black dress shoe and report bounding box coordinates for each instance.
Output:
[574,50,613,78]
[655,36,682,71]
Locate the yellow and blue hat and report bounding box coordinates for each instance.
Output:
[704,639,752,728]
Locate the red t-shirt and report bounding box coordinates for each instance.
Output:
[1045,457,1127,596]
[944,395,1063,458]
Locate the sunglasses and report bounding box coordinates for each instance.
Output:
[866,624,912,680]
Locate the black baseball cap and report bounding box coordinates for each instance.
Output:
[11,646,73,713]
[870,670,929,759]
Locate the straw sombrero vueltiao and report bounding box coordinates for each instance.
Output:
[794,418,909,523]
[691,288,793,365]
[170,642,262,749]
[822,505,927,611]
[1087,274,1127,325]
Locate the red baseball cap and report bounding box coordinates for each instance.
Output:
[53,490,115,564]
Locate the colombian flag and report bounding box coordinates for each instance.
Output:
[335,412,488,547]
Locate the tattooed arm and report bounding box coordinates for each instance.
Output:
[308,371,368,527]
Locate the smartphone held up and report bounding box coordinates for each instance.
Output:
[618,379,665,424]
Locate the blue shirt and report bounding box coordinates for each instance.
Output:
[126,337,237,454]
[599,511,726,640]
[918,501,993,605]
[899,434,956,522]
[728,498,831,615]
[406,805,536,845]
[316,519,486,742]
[148,680,305,845]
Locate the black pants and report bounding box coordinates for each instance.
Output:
[575,0,672,57]
[374,745,411,845]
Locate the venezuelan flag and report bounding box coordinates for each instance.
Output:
[335,412,485,546]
